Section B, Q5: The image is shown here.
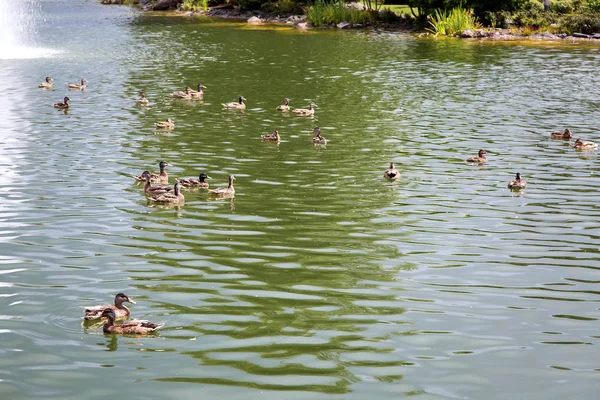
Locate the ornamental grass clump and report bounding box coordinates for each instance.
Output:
[427,7,480,36]
[307,0,372,26]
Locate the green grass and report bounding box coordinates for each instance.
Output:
[359,2,415,15]
[307,0,372,27]
[427,7,479,36]
[181,0,209,11]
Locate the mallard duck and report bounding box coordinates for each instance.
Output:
[508,172,527,190]
[133,161,171,184]
[179,173,210,188]
[144,172,173,195]
[209,175,235,197]
[550,128,572,139]
[155,118,174,130]
[222,96,246,109]
[261,130,281,142]
[137,91,150,105]
[294,102,316,116]
[171,87,193,100]
[574,138,598,150]
[68,78,87,90]
[190,84,207,100]
[276,98,290,111]
[53,96,70,109]
[150,180,184,204]
[39,76,53,88]
[84,293,136,321]
[100,308,164,335]
[383,162,400,180]
[312,127,328,144]
[466,149,487,163]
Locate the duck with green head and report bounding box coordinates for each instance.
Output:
[39,76,53,89]
[190,84,207,100]
[222,96,246,109]
[84,293,136,321]
[150,180,184,204]
[100,308,164,335]
[179,173,210,188]
[133,161,171,184]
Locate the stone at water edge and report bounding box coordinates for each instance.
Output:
[337,21,351,29]
[248,16,263,25]
[295,22,309,30]
[460,30,475,38]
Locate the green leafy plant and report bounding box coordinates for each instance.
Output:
[181,0,209,11]
[427,6,480,36]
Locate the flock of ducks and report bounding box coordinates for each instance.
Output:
[41,76,597,334]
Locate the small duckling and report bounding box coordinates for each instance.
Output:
[137,91,150,105]
[222,96,247,109]
[84,293,136,321]
[133,161,171,184]
[574,138,598,150]
[294,102,316,116]
[38,76,53,88]
[68,78,87,90]
[144,172,173,195]
[172,87,193,100]
[100,308,164,335]
[261,130,281,142]
[150,180,184,204]
[155,118,174,130]
[276,98,291,111]
[209,175,235,197]
[383,162,400,180]
[53,96,70,109]
[508,172,527,190]
[550,128,572,139]
[466,149,487,163]
[179,173,210,188]
[312,127,328,145]
[190,84,207,100]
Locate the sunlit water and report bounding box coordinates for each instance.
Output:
[0,0,599,399]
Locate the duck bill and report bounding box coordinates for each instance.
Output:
[127,297,136,304]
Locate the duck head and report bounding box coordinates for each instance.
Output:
[45,76,53,83]
[313,127,321,137]
[515,172,521,181]
[389,162,395,169]
[159,161,171,170]
[199,173,210,182]
[574,138,583,146]
[63,96,71,104]
[283,98,290,105]
[197,84,207,90]
[115,293,136,306]
[101,308,117,321]
[239,96,246,104]
[564,129,572,138]
[478,149,486,157]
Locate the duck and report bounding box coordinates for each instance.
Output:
[179,173,210,188]
[276,98,290,111]
[209,174,235,197]
[508,172,527,190]
[100,308,165,335]
[144,172,173,195]
[550,128,572,139]
[68,78,87,90]
[150,180,184,204]
[190,84,207,100]
[312,127,328,145]
[261,130,281,142]
[53,96,70,109]
[133,161,171,184]
[84,293,136,321]
[466,149,487,163]
[294,102,316,116]
[38,76,53,88]
[137,91,150,105]
[222,96,246,109]
[574,138,598,150]
[155,118,174,130]
[171,87,193,100]
[383,162,400,180]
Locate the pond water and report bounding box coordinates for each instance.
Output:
[0,1,599,399]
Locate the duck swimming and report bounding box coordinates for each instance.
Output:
[144,172,173,195]
[150,180,184,204]
[155,118,174,130]
[179,173,210,188]
[276,98,290,111]
[466,149,487,163]
[39,76,53,88]
[137,91,150,105]
[209,175,235,197]
[312,127,328,145]
[53,96,70,109]
[172,87,193,100]
[68,78,87,90]
[574,138,598,150]
[222,96,246,109]
[261,130,281,142]
[508,172,527,190]
[190,84,207,100]
[84,293,136,321]
[550,128,572,139]
[383,162,400,180]
[294,102,316,116]
[133,161,171,184]
[100,308,164,335]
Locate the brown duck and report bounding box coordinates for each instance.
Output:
[133,161,171,184]
[84,293,136,321]
[466,149,487,163]
[100,308,164,335]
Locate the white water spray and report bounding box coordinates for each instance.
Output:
[0,0,59,59]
